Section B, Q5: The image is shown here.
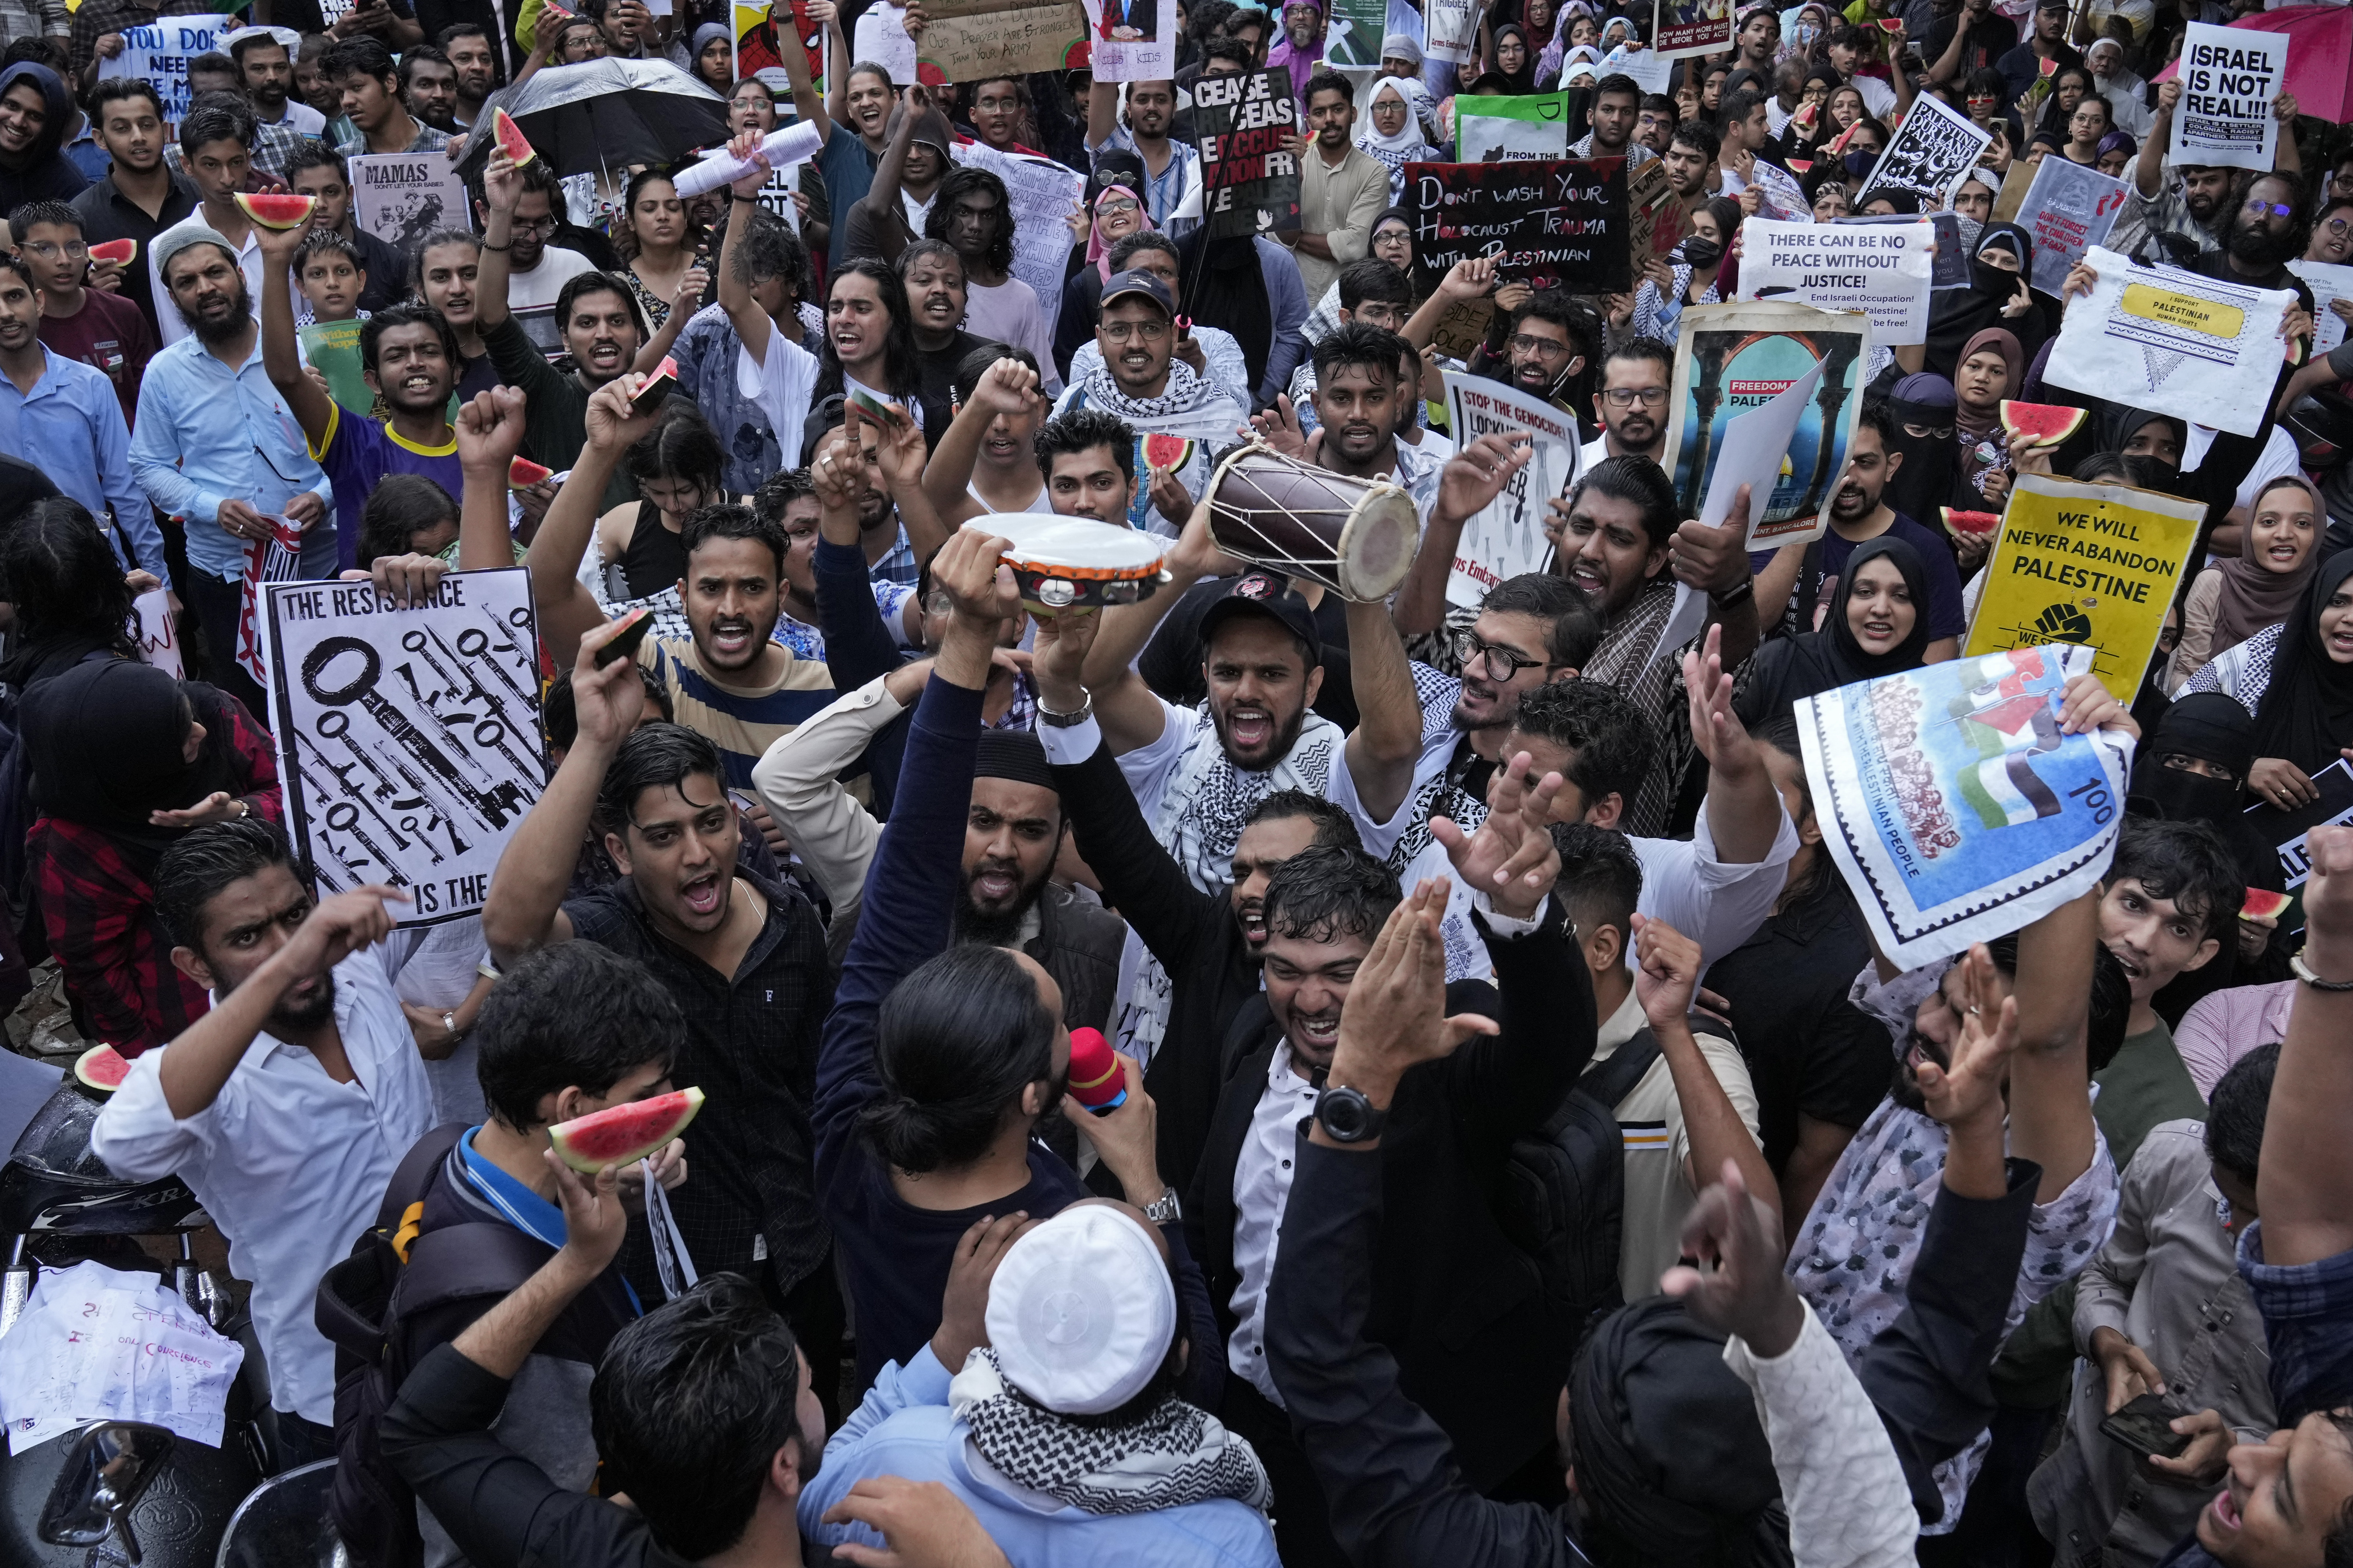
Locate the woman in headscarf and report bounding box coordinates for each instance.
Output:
[0,499,140,691]
[2170,476,2324,692]
[22,659,282,1056]
[1922,222,2040,378]
[1632,196,1738,343]
[2129,693,2286,917]
[2094,129,2135,179]
[1556,41,1601,89]
[1952,326,2023,504]
[1882,373,1978,541]
[1781,1,1832,62]
[1736,537,1936,725]
[1356,75,1436,204]
[2084,37,2153,137]
[1489,22,1542,93]
[2096,403,2185,484]
[1525,0,1566,81]
[2179,550,2353,818]
[688,22,734,91]
[1780,63,1841,156]
[2030,63,2097,147]
[0,62,87,209]
[1065,157,1154,284]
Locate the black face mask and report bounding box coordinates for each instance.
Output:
[1680,235,1723,270]
[2130,760,2241,827]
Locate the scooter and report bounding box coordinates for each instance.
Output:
[0,1078,270,1568]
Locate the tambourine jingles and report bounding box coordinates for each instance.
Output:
[961,514,1172,612]
[1204,441,1420,603]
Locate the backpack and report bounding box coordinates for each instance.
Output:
[1497,1026,1670,1337]
[315,1123,552,1568]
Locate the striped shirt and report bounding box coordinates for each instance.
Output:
[641,635,835,787]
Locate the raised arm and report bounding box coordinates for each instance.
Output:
[2257,824,2353,1266]
[851,89,925,269]
[749,663,927,915]
[866,380,950,566]
[1394,432,1534,636]
[779,0,833,145]
[474,147,521,331]
[2003,888,2100,1202]
[716,129,779,366]
[2135,81,2177,199]
[523,375,662,666]
[921,359,1041,527]
[809,418,908,691]
[1687,624,1784,864]
[1339,594,1425,827]
[256,213,334,449]
[1634,913,1780,1215]
[452,385,533,571]
[1086,76,1121,151]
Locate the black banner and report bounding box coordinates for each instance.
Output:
[1195,67,1301,239]
[1406,157,1632,298]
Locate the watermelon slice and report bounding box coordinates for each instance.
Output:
[235,191,316,230]
[87,238,136,266]
[2241,888,2292,923]
[490,107,534,168]
[508,456,552,489]
[1143,433,1191,472]
[1999,400,2087,450]
[1942,507,2003,536]
[549,1087,704,1172]
[74,1044,129,1093]
[1790,101,1819,133]
[629,356,679,416]
[1875,16,1903,29]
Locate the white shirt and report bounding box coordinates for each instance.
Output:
[90,947,434,1423]
[1853,75,1898,120]
[264,100,328,136]
[1581,431,1610,473]
[1226,1039,1323,1405]
[737,324,822,475]
[507,245,596,313]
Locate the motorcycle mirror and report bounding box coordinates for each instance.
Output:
[36,1419,176,1562]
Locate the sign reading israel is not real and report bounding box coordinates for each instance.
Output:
[1406,156,1631,297]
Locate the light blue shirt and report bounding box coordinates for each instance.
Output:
[128,327,331,582]
[0,346,163,576]
[799,1345,1281,1568]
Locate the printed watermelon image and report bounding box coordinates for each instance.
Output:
[74,1044,129,1094]
[491,107,535,168]
[236,192,316,229]
[549,1087,704,1172]
[2242,888,2292,922]
[1999,401,2087,450]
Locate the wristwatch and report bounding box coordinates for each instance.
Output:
[1141,1187,1182,1225]
[1314,1084,1388,1144]
[1039,689,1094,728]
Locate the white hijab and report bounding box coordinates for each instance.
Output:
[1357,75,1432,156]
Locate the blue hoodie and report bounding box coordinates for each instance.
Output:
[0,63,89,210]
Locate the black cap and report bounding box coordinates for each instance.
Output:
[1197,570,1323,664]
[1100,268,1176,318]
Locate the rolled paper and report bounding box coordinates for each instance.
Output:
[671,118,826,199]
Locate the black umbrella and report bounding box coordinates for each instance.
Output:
[453,57,729,183]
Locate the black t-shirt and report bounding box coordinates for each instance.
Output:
[1995,39,2083,108]
[912,328,982,451]
[1928,10,2018,79]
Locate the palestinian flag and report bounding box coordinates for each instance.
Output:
[1950,681,2064,831]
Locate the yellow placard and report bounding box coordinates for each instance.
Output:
[1964,473,2207,691]
[2118,282,2245,340]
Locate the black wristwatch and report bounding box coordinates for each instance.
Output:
[1314,1085,1388,1144]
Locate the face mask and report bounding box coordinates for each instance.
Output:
[1680,235,1722,270]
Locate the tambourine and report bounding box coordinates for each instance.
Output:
[1205,442,1420,603]
[965,513,1172,612]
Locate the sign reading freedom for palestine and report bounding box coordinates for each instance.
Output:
[1406,157,1632,298]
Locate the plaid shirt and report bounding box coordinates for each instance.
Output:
[28,697,281,1057]
[0,0,65,49]
[560,868,836,1298]
[68,0,215,76]
[334,118,450,159]
[163,117,314,181]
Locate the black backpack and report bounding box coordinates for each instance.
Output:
[314,1123,552,1568]
[1497,1026,1671,1337]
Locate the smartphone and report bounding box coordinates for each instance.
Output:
[593,606,656,668]
[2099,1393,2192,1461]
[631,357,679,417]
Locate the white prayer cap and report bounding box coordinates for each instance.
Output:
[222,25,302,56]
[985,1204,1176,1416]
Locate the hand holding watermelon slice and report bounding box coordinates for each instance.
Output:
[549,1087,704,1172]
[2241,888,2291,924]
[1999,401,2087,452]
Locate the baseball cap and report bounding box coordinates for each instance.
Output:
[1100,268,1176,318]
[1197,569,1323,665]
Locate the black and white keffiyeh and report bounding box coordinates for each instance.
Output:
[949,1349,1274,1518]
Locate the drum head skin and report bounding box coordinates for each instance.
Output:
[960,514,1171,612]
[1332,487,1420,602]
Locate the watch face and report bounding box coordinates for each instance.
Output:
[1320,1089,1368,1140]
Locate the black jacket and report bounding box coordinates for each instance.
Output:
[1193,909,1595,1492]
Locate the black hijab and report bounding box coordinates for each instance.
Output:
[1883,372,1967,527]
[1178,227,1275,399]
[1490,22,1541,94]
[1922,222,2036,379]
[1736,537,1935,726]
[20,660,242,878]
[2132,693,2257,827]
[2094,404,2186,488]
[2250,550,2353,777]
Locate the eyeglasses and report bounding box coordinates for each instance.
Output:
[2325,217,2352,234]
[1453,629,1552,680]
[19,239,86,259]
[1602,387,1669,407]
[509,214,559,235]
[2243,197,2294,219]
[1096,196,1141,215]
[1099,318,1170,342]
[1509,332,1572,359]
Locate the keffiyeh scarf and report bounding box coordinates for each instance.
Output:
[1064,359,1246,535]
[950,1349,1274,1517]
[1355,77,1436,203]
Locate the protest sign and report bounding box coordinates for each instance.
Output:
[2169,21,2285,172]
[950,141,1088,341]
[299,319,375,419]
[1699,360,1829,547]
[1424,0,1478,62]
[917,0,1087,79]
[349,152,471,256]
[264,568,546,928]
[99,14,233,125]
[1662,300,1869,539]
[134,589,182,679]
[1963,473,2206,692]
[2015,156,2131,297]
[237,518,304,688]
[1441,370,1581,606]
[2251,760,2353,894]
[1654,0,1736,59]
[852,1,918,82]
[2043,245,2294,437]
[1326,0,1386,66]
[1628,152,1684,268]
[1426,295,1496,360]
[1601,40,1674,92]
[2290,259,2353,354]
[1196,69,1301,238]
[1927,213,1971,289]
[1798,644,2134,969]
[734,0,822,98]
[1737,216,1932,345]
[1407,158,1631,295]
[1857,92,1991,207]
[1082,0,1174,81]
[1456,93,1574,161]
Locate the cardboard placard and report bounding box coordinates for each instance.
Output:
[1440,370,1581,606]
[1195,68,1301,238]
[1424,0,1478,63]
[1627,150,1684,268]
[1662,300,1870,542]
[1962,473,2207,693]
[1406,157,1633,296]
[1653,0,1736,60]
[1082,0,1174,81]
[98,13,234,126]
[2168,21,2285,172]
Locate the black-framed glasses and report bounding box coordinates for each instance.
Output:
[1509,332,1571,359]
[1602,387,1669,407]
[1453,629,1551,680]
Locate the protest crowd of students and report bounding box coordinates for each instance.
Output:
[1,0,2351,1562]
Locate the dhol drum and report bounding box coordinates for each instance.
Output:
[965,514,1172,613]
[1205,441,1421,603]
